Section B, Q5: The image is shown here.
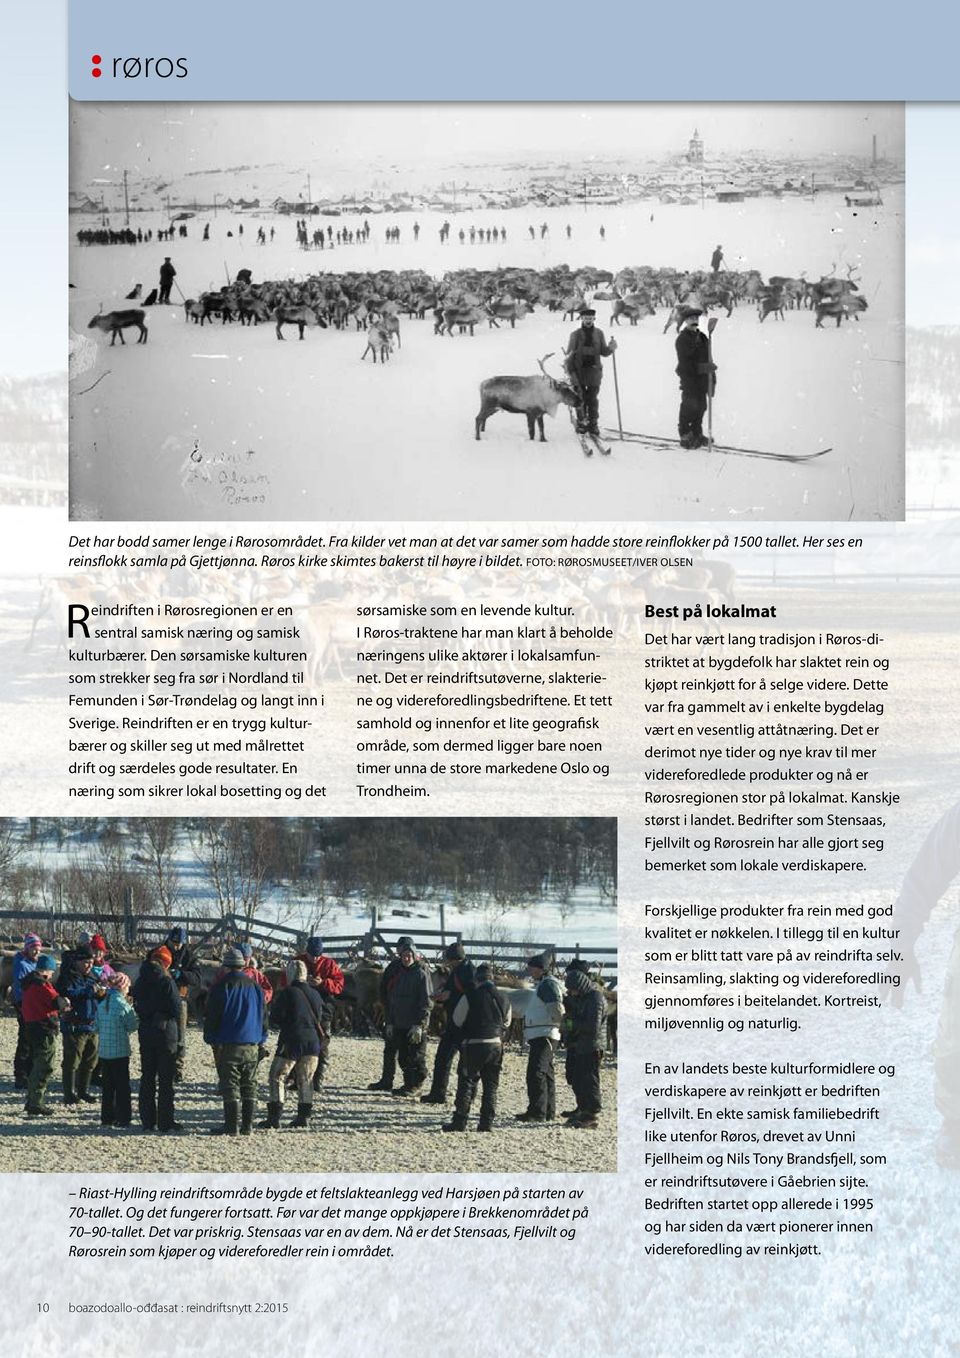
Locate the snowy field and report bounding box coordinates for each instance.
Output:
[68,193,904,523]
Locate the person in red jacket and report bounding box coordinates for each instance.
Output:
[21,956,69,1117]
[294,937,344,1088]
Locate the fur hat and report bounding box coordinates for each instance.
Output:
[286,959,308,984]
[475,963,494,984]
[526,953,549,972]
[443,941,465,962]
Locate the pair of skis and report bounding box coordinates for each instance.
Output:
[576,428,612,458]
[603,428,832,463]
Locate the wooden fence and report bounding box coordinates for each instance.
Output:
[0,898,617,983]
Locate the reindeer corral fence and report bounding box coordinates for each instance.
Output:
[0,896,618,985]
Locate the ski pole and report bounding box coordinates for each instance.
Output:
[611,347,623,439]
[707,317,718,453]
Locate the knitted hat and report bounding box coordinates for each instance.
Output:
[74,945,95,962]
[565,967,591,992]
[306,936,324,957]
[526,953,548,971]
[23,933,41,950]
[90,934,108,953]
[36,954,57,974]
[443,941,465,962]
[222,947,245,968]
[166,926,186,945]
[581,307,597,317]
[110,971,131,993]
[78,931,92,946]
[152,946,173,969]
[396,936,415,954]
[475,963,494,983]
[239,943,253,959]
[286,959,308,984]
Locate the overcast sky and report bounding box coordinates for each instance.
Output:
[72,103,904,185]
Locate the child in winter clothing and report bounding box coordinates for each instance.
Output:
[21,956,67,1116]
[94,972,139,1126]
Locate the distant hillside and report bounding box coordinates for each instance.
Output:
[907,326,960,448]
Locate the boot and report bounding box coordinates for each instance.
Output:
[477,1118,494,1132]
[312,1070,324,1092]
[367,1079,394,1092]
[287,1101,311,1130]
[420,1091,447,1105]
[257,1101,282,1130]
[239,1099,256,1136]
[63,1071,78,1106]
[210,1102,240,1135]
[442,1114,468,1133]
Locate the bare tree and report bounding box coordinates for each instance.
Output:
[131,818,183,918]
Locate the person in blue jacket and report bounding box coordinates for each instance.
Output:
[204,946,267,1137]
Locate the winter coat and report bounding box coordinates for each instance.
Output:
[132,960,182,1052]
[675,328,715,394]
[566,983,607,1054]
[270,981,325,1059]
[164,943,201,994]
[382,958,432,1029]
[20,971,61,1028]
[12,952,38,1005]
[60,975,98,1035]
[203,970,266,1047]
[565,325,614,387]
[452,983,511,1045]
[438,959,475,1029]
[523,974,564,1043]
[95,990,139,1060]
[213,963,274,1006]
[296,952,345,998]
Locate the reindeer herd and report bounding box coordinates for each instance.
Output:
[85,258,871,364]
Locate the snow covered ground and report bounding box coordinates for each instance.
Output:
[68,193,904,523]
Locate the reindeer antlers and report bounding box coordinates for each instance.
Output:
[537,352,556,378]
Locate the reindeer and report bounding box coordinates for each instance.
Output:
[88,309,148,345]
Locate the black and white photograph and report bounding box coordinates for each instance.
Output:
[68,103,904,521]
[0,816,617,1172]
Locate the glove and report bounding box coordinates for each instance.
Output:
[408,1026,423,1045]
